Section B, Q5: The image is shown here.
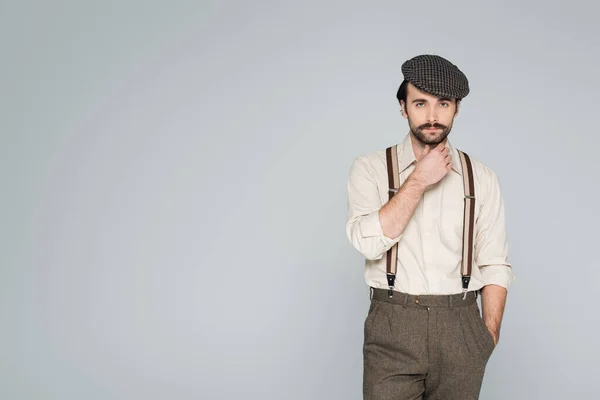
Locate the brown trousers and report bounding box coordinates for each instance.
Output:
[363,288,495,400]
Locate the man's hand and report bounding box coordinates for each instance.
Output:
[487,324,499,346]
[412,143,453,188]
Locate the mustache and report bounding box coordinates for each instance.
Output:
[418,123,447,130]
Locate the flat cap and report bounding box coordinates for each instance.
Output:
[401,54,469,99]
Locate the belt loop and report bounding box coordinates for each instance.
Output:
[449,294,453,309]
[369,287,374,300]
[402,293,408,308]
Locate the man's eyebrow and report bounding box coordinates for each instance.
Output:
[411,97,453,103]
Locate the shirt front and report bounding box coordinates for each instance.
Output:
[346,132,514,295]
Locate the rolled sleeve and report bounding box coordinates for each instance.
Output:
[358,209,403,254]
[474,168,515,290]
[479,264,515,289]
[346,157,402,261]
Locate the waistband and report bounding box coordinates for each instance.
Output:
[370,287,477,308]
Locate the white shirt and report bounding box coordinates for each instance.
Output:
[346,132,515,295]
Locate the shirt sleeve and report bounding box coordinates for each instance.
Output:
[474,168,515,289]
[346,157,402,260]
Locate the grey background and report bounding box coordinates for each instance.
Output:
[1,1,598,399]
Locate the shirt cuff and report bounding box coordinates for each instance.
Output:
[359,209,402,249]
[478,264,515,290]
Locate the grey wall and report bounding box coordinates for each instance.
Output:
[1,1,598,398]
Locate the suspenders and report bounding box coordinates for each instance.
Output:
[385,146,401,297]
[384,145,476,299]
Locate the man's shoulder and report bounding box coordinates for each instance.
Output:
[458,150,497,178]
[351,143,399,170]
[455,149,502,194]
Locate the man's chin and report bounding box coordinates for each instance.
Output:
[415,134,446,146]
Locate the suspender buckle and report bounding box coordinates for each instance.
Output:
[386,273,395,298]
[462,276,471,300]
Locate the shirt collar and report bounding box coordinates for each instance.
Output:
[396,132,462,176]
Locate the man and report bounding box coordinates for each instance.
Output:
[345,54,514,399]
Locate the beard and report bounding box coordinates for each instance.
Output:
[409,119,454,146]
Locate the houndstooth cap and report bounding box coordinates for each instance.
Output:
[401,54,470,99]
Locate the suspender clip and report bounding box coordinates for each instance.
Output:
[462,276,471,300]
[386,273,395,298]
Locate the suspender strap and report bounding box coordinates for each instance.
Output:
[458,149,476,298]
[384,145,476,299]
[385,145,400,298]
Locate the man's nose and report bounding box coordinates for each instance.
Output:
[426,110,438,123]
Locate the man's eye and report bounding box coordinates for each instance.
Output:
[416,103,424,107]
[440,103,449,107]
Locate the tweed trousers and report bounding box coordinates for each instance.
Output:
[363,288,496,400]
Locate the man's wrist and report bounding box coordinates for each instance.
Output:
[407,172,428,192]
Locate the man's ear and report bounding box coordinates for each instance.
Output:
[455,99,461,116]
[400,100,407,118]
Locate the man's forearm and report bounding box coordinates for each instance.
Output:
[379,173,427,239]
[480,284,507,345]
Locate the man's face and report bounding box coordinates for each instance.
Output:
[400,83,460,146]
